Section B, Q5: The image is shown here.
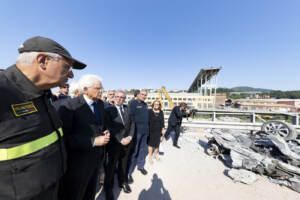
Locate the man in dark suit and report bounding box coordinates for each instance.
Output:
[51,83,70,102]
[56,74,110,200]
[164,102,190,148]
[104,90,135,200]
[104,89,115,108]
[128,89,140,106]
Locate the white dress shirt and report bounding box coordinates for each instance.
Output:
[83,94,95,113]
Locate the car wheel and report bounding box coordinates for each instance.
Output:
[261,120,297,141]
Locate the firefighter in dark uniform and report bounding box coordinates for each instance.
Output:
[127,90,149,183]
[0,36,86,200]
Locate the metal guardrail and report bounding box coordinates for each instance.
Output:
[163,109,300,131]
[179,120,300,131]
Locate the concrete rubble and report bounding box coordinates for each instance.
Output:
[227,169,258,184]
[205,128,300,193]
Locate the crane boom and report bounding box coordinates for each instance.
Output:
[158,87,175,109]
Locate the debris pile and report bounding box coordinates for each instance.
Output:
[206,129,300,192]
[227,169,257,184]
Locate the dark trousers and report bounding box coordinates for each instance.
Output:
[62,152,103,200]
[128,133,148,176]
[165,124,181,146]
[33,183,60,200]
[104,142,132,189]
[0,169,61,200]
[63,168,99,200]
[0,144,64,200]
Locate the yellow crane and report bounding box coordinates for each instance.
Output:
[158,87,175,109]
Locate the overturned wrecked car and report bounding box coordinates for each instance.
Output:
[206,120,300,193]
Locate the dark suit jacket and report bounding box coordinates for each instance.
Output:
[104,101,114,109]
[56,95,105,152]
[105,104,135,144]
[51,93,70,102]
[168,106,187,127]
[56,95,106,199]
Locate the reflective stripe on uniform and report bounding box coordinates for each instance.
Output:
[0,128,63,161]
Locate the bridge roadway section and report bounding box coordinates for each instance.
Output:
[164,109,300,131]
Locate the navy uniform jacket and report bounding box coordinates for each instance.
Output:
[0,65,66,199]
[129,99,149,135]
[168,106,188,127]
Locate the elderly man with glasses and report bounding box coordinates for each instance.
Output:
[56,74,110,200]
[104,90,116,108]
[0,36,86,200]
[104,90,135,200]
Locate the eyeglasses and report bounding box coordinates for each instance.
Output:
[115,96,126,99]
[60,59,73,73]
[92,87,104,91]
[154,103,160,105]
[47,55,73,73]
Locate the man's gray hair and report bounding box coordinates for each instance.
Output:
[16,52,62,66]
[69,81,82,98]
[115,90,126,96]
[78,74,102,91]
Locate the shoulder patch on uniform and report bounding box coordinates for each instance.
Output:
[11,101,38,117]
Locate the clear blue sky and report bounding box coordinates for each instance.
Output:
[0,0,299,91]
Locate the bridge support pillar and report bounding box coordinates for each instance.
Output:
[212,112,216,122]
[292,115,299,126]
[251,113,256,124]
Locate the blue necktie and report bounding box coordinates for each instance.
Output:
[92,102,101,125]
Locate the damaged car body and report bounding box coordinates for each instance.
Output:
[206,120,300,193]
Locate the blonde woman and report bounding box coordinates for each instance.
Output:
[148,100,165,164]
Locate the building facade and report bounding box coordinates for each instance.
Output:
[234,99,297,112]
[123,92,226,110]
